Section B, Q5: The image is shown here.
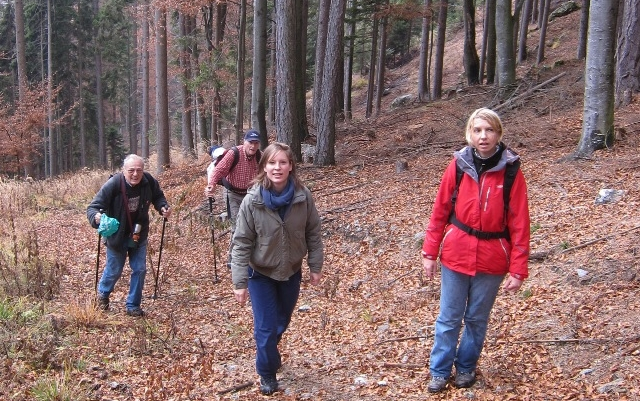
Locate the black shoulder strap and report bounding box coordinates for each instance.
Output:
[502,159,521,215]
[230,147,240,169]
[451,164,465,211]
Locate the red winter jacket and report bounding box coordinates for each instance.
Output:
[422,147,530,279]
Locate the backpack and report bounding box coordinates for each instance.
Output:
[209,146,262,191]
[448,159,520,241]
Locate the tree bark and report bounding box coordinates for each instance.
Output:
[235,0,247,143]
[463,0,480,85]
[141,0,150,159]
[251,0,268,147]
[374,3,388,116]
[615,0,640,107]
[94,0,106,168]
[315,0,346,166]
[418,0,432,101]
[155,7,170,172]
[365,15,378,118]
[576,0,619,157]
[536,0,551,64]
[577,0,589,59]
[179,13,194,157]
[275,0,304,158]
[518,0,533,62]
[432,0,447,99]
[496,0,516,88]
[344,0,358,118]
[313,0,330,125]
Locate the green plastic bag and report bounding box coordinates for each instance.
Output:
[98,214,120,237]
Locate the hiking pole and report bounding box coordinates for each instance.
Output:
[94,209,105,299]
[95,231,101,297]
[209,197,221,284]
[152,217,167,300]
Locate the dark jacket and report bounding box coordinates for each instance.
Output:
[87,172,169,248]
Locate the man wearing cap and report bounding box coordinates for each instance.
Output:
[205,129,262,268]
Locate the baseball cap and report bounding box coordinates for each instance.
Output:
[244,130,260,142]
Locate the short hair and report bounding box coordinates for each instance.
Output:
[123,154,145,169]
[464,108,504,145]
[252,142,303,190]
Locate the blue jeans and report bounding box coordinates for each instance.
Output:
[429,265,504,378]
[248,267,302,377]
[98,240,148,310]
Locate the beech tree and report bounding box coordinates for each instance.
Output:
[576,0,619,157]
[462,0,479,84]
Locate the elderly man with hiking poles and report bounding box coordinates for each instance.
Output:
[87,154,171,317]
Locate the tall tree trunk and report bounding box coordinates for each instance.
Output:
[496,0,516,88]
[482,0,497,84]
[251,0,268,147]
[15,0,27,99]
[418,0,432,101]
[518,0,533,62]
[577,0,589,59]
[94,0,106,168]
[315,0,346,166]
[463,0,480,85]
[47,0,56,176]
[365,16,378,118]
[296,0,310,142]
[269,23,276,125]
[576,0,619,157]
[129,13,138,155]
[432,0,448,99]
[179,13,194,157]
[275,0,304,159]
[374,6,388,116]
[155,7,170,172]
[614,0,639,107]
[344,0,357,118]
[235,0,247,143]
[78,40,86,168]
[141,0,150,158]
[536,0,551,64]
[313,0,330,125]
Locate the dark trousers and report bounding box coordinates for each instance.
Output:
[247,267,302,377]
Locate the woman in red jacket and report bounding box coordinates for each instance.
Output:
[422,108,530,393]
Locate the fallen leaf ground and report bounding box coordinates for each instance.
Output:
[3,7,640,401]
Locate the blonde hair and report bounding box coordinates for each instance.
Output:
[252,142,303,190]
[464,108,504,145]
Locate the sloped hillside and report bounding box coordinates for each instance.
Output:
[2,5,639,401]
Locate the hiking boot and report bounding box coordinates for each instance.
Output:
[259,375,278,395]
[427,376,448,393]
[126,307,145,317]
[454,371,476,388]
[97,294,109,311]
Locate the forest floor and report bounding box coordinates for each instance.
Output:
[2,5,640,401]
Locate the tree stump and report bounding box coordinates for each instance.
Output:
[396,159,408,173]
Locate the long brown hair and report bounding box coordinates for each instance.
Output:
[252,142,303,190]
